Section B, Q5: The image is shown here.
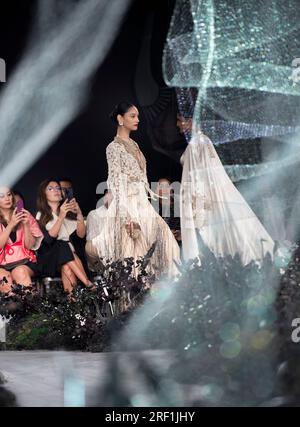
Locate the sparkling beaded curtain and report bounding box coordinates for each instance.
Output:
[163,0,300,181]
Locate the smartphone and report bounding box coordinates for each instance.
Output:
[16,199,24,213]
[65,187,74,202]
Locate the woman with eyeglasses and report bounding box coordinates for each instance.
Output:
[0,186,43,294]
[36,179,93,294]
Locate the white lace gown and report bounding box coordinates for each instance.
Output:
[92,136,180,276]
[180,131,274,264]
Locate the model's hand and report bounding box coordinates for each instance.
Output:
[125,222,132,237]
[125,221,140,238]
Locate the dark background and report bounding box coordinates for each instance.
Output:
[0,0,181,215]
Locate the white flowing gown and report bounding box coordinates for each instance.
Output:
[180,131,274,264]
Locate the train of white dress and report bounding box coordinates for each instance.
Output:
[180,131,275,264]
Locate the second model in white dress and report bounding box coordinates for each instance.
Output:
[180,130,274,264]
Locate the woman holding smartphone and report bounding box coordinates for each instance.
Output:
[36,179,93,294]
[0,186,43,294]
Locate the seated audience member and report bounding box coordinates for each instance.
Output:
[36,179,93,294]
[156,177,181,245]
[0,186,43,294]
[85,189,113,271]
[59,177,92,279]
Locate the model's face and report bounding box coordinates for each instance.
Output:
[0,187,13,210]
[45,181,62,203]
[176,114,193,134]
[118,106,139,132]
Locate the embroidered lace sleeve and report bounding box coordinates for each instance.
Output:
[106,142,124,196]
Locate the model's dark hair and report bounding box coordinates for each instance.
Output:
[109,101,135,124]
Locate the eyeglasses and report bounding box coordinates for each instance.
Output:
[47,186,61,192]
[0,192,12,198]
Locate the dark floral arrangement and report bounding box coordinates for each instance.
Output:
[0,244,157,351]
